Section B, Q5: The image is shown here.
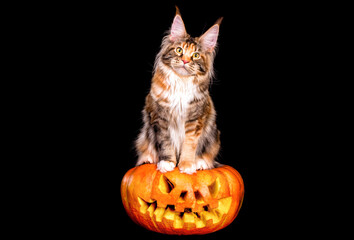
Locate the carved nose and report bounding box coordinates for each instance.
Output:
[182,59,189,64]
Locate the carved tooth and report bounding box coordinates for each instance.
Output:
[154,207,165,222]
[173,214,183,229]
[209,209,221,223]
[200,210,219,224]
[182,212,195,224]
[137,197,149,214]
[195,217,206,228]
[163,207,175,221]
[147,202,156,217]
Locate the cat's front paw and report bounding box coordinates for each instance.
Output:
[157,160,176,173]
[178,161,197,174]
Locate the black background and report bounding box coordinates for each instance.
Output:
[44,0,324,238]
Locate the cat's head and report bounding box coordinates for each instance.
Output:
[156,7,222,78]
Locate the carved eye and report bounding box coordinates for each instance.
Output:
[175,47,183,55]
[159,175,175,194]
[192,52,200,59]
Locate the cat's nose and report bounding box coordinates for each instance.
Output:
[182,60,190,64]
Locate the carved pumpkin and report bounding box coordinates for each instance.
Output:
[121,164,244,235]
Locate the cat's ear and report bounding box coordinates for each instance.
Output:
[199,17,223,52]
[169,6,187,41]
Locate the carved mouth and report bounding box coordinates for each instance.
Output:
[137,196,232,229]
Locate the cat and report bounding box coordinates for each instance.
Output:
[135,7,223,174]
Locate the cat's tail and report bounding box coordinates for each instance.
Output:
[213,161,224,168]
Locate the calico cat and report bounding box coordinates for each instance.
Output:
[136,7,223,174]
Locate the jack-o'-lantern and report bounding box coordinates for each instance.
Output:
[121,164,244,235]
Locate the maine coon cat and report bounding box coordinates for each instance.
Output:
[136,7,223,174]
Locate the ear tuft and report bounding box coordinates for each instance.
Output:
[215,17,224,26]
[175,5,181,16]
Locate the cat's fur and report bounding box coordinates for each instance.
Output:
[135,7,222,174]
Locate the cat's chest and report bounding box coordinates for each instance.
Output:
[165,75,197,118]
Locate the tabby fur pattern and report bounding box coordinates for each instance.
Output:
[136,7,223,174]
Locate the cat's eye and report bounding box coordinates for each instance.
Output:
[192,52,200,59]
[175,47,183,55]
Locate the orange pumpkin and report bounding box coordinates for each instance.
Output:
[121,164,244,235]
